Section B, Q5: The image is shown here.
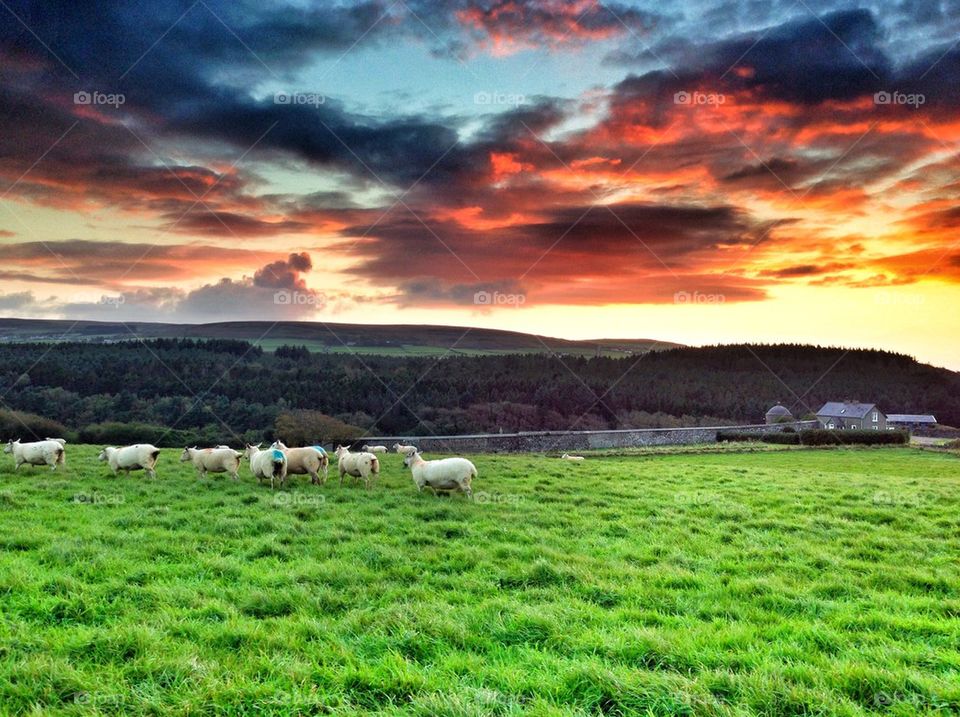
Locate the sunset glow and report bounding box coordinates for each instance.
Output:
[1,1,959,367]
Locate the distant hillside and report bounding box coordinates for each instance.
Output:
[0,318,678,357]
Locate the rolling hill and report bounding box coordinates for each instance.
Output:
[0,318,679,357]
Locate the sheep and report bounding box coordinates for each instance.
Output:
[98,444,160,478]
[334,445,380,489]
[403,451,475,499]
[4,438,66,471]
[362,444,388,453]
[270,440,328,485]
[561,454,585,462]
[45,437,67,447]
[392,442,419,456]
[180,446,243,480]
[244,443,287,490]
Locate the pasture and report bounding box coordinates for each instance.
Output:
[0,446,958,716]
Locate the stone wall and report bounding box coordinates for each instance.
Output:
[352,420,818,454]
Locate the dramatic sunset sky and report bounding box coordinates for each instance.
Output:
[1,1,959,367]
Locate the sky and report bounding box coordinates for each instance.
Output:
[1,0,959,369]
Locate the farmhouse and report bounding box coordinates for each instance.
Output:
[765,403,794,424]
[887,414,937,430]
[816,402,886,430]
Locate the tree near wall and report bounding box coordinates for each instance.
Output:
[274,410,363,447]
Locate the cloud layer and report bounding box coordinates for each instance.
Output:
[1,0,959,321]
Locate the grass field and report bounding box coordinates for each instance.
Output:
[1,446,958,716]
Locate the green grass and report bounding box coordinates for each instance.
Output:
[0,446,958,716]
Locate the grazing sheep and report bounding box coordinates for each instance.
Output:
[98,444,160,478]
[271,440,328,485]
[561,454,585,461]
[180,446,243,480]
[362,444,388,453]
[4,439,66,471]
[244,443,287,490]
[335,445,380,489]
[392,442,418,456]
[403,451,475,499]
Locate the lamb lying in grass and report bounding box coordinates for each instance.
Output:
[362,444,387,453]
[561,453,585,461]
[334,445,380,489]
[403,450,475,499]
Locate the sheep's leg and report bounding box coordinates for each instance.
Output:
[310,470,319,485]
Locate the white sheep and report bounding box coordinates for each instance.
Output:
[403,451,476,498]
[561,453,585,461]
[98,444,160,478]
[335,445,380,489]
[4,438,66,471]
[244,443,288,490]
[180,446,243,480]
[392,442,419,456]
[362,444,388,453]
[271,440,328,485]
[45,437,67,447]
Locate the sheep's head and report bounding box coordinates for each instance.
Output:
[270,440,288,450]
[243,443,261,460]
[179,447,193,462]
[97,447,111,461]
[403,451,420,468]
[3,440,14,454]
[335,445,349,458]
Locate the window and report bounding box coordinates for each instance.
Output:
[872,411,878,422]
[873,426,879,430]
[827,422,835,429]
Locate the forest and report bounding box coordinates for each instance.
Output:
[1,339,957,446]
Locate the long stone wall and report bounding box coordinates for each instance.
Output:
[352,420,818,454]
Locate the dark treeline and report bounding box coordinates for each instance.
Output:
[1,339,957,444]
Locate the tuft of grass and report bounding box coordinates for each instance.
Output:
[0,445,958,715]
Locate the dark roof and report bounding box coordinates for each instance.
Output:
[816,402,879,418]
[765,404,793,416]
[887,414,937,424]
